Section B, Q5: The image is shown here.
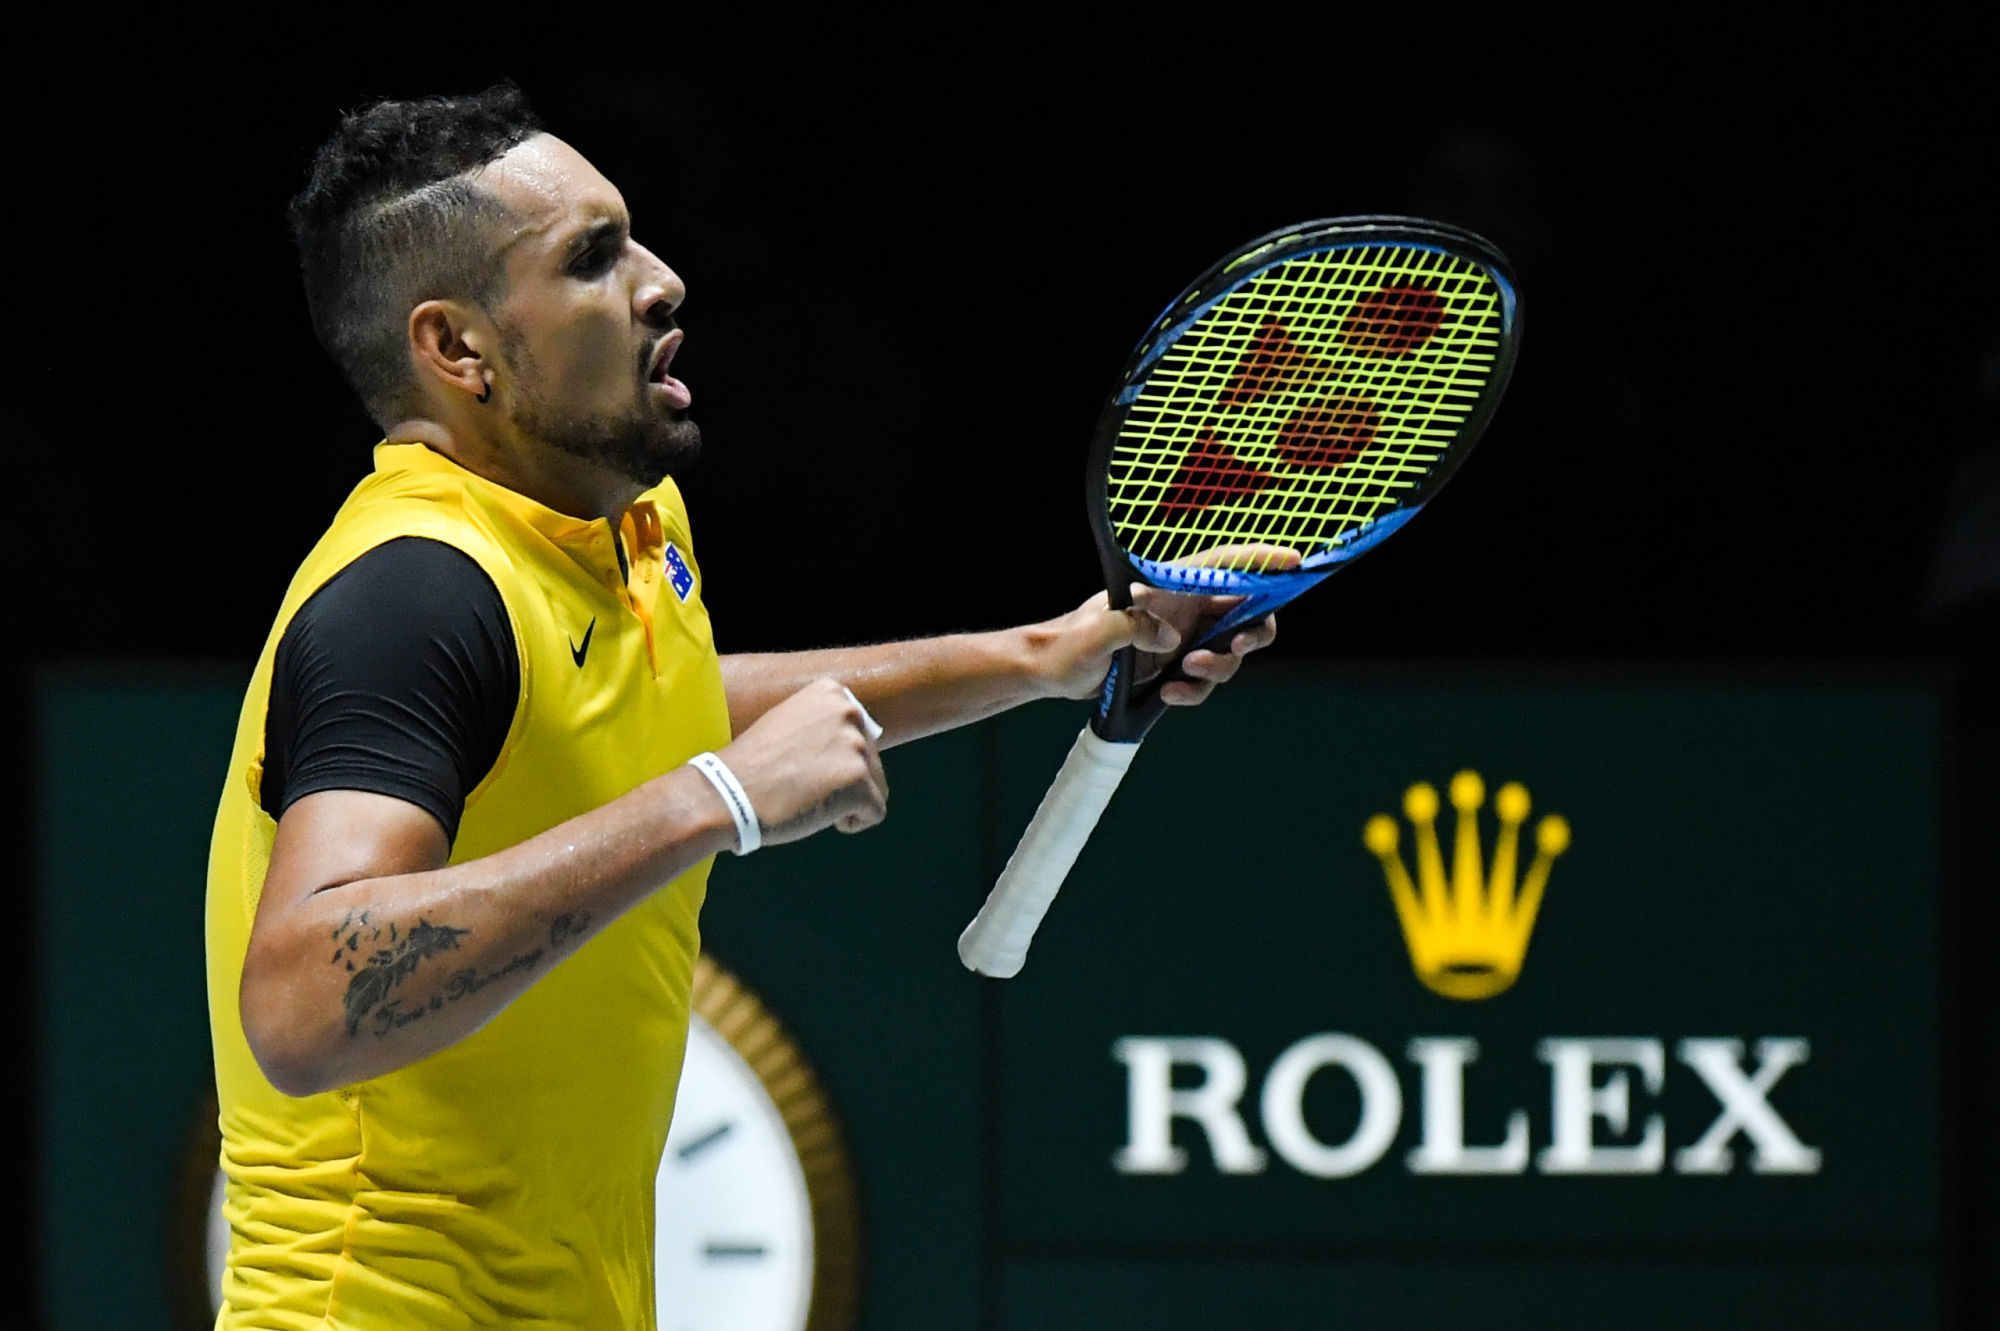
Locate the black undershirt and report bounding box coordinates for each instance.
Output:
[261,537,520,845]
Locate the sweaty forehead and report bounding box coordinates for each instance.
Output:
[474,133,627,251]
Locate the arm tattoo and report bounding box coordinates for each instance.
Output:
[334,911,471,1037]
[550,910,593,948]
[330,908,581,1041]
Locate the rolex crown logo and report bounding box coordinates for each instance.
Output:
[1362,771,1570,1001]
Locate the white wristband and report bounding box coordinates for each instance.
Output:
[688,752,761,855]
[842,687,885,742]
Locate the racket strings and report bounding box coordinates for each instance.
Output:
[1107,243,1504,567]
[1141,248,1491,556]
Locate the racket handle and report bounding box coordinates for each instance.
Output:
[957,727,1141,978]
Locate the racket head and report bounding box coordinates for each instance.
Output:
[1087,216,1520,739]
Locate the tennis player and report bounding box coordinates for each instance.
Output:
[204,83,1277,1328]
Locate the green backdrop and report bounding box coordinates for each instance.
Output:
[34,667,1945,1328]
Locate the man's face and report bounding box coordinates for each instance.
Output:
[476,134,700,485]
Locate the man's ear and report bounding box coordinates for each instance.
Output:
[409,300,494,404]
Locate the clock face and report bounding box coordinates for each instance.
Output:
[185,958,859,1331]
[655,1016,817,1329]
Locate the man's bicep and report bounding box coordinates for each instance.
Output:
[262,789,453,908]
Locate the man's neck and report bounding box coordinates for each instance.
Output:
[383,418,644,524]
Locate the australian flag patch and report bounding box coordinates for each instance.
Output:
[663,541,695,602]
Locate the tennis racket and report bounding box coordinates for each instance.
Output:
[956,215,1521,978]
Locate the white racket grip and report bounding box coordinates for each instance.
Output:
[957,727,1141,977]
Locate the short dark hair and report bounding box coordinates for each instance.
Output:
[288,83,545,427]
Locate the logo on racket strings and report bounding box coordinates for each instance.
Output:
[1362,771,1570,1001]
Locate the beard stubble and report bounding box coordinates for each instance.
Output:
[502,327,704,487]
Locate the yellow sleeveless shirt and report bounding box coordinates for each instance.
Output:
[205,442,729,1329]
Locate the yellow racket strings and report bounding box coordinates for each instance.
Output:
[1106,244,1504,568]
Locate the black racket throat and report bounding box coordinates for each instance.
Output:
[1088,642,1173,744]
[1085,547,1305,744]
[1087,581,1273,745]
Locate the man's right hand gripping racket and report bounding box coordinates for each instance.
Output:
[956,216,1521,978]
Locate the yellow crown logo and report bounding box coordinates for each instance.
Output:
[1362,771,1570,1001]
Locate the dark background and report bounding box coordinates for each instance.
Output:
[9,17,1997,1328]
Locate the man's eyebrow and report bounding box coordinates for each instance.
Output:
[560,216,629,264]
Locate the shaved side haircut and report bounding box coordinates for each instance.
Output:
[289,83,545,427]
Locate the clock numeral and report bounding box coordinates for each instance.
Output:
[675,1120,734,1162]
[702,1242,768,1260]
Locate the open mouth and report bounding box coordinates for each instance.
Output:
[647,331,692,410]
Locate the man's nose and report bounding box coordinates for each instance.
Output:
[634,247,685,328]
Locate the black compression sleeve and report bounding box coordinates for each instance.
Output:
[261,537,520,844]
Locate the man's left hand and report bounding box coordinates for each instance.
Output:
[1038,544,1299,706]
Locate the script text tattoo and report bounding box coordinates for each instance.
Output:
[333,912,547,1039]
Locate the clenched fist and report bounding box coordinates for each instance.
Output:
[716,678,888,845]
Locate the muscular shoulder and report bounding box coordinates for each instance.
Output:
[262,538,521,842]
